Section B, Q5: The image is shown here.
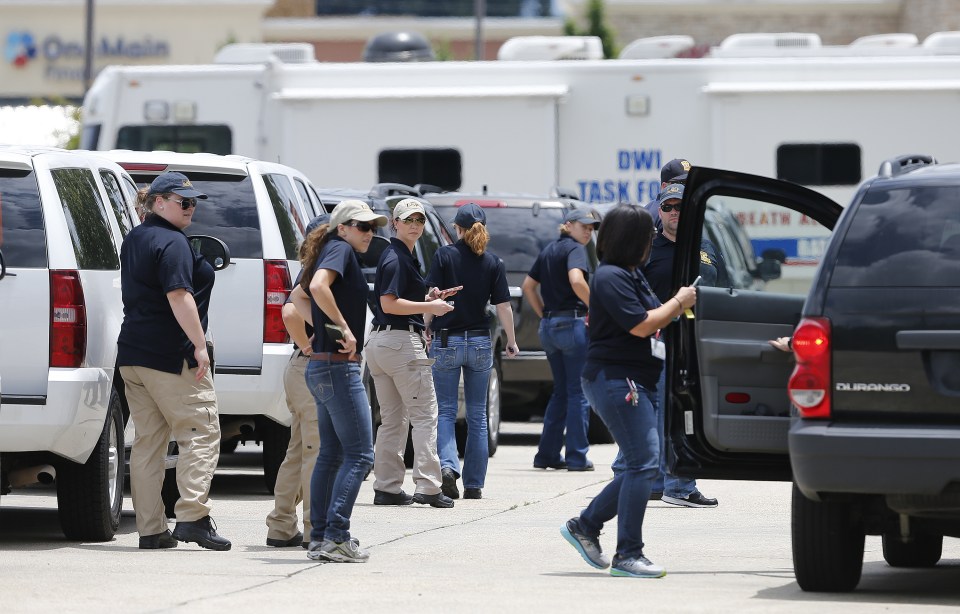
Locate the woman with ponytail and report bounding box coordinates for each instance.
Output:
[425,203,519,500]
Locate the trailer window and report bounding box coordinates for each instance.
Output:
[378,148,461,192]
[776,143,861,186]
[116,125,232,155]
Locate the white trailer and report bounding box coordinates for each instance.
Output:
[81,32,960,290]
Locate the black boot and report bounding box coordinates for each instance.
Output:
[172,516,232,551]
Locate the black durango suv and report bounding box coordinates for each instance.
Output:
[666,156,960,592]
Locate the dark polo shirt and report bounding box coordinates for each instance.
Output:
[117,215,215,373]
[309,235,369,354]
[642,232,725,303]
[372,237,426,330]
[425,239,511,332]
[527,235,589,313]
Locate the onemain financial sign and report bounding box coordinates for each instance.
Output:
[6,30,169,81]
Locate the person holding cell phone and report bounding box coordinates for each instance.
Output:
[289,200,387,563]
[366,199,457,509]
[424,203,520,500]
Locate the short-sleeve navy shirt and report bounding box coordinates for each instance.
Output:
[642,232,724,303]
[117,215,215,374]
[527,235,589,313]
[288,269,314,351]
[309,235,369,354]
[425,240,511,332]
[583,263,663,390]
[372,238,427,330]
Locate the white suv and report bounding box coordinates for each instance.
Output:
[0,146,140,540]
[98,150,322,492]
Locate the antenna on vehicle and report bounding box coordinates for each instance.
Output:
[482,185,488,195]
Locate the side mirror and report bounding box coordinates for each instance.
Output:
[756,257,782,281]
[189,235,231,271]
[761,248,787,263]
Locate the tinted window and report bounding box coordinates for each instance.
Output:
[777,143,861,186]
[80,123,101,150]
[431,204,567,273]
[414,212,444,276]
[99,169,134,236]
[52,168,119,270]
[0,168,47,268]
[379,148,462,191]
[128,172,262,258]
[832,185,960,287]
[117,125,232,155]
[263,173,306,260]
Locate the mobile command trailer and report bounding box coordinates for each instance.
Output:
[81,32,960,291]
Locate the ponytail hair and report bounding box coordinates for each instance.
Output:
[299,223,333,291]
[460,222,489,256]
[136,187,155,221]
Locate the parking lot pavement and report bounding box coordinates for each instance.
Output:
[2,422,959,613]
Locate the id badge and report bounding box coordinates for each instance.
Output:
[651,337,666,360]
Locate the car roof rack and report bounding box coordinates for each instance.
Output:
[878,154,938,178]
[369,183,419,198]
[414,183,446,196]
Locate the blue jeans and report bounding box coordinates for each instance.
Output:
[612,369,697,498]
[430,333,492,489]
[534,316,590,469]
[578,369,659,560]
[304,360,374,544]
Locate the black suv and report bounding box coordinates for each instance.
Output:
[667,156,960,592]
[311,184,505,456]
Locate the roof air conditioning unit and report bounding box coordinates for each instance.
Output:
[618,35,695,59]
[498,36,604,61]
[214,43,316,64]
[849,33,919,48]
[922,31,960,53]
[719,32,821,51]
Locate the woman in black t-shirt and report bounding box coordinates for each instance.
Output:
[558,205,697,579]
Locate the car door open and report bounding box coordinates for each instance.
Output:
[667,167,843,481]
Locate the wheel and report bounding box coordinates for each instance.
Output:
[260,418,290,495]
[57,388,125,541]
[791,483,864,592]
[882,531,943,567]
[587,408,614,444]
[486,358,502,457]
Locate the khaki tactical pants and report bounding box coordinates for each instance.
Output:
[121,362,220,536]
[266,352,320,541]
[366,330,442,495]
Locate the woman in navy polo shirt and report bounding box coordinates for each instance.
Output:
[559,205,696,579]
[425,203,520,501]
[118,171,230,551]
[289,199,386,563]
[522,208,600,472]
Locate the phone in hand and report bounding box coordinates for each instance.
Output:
[435,285,463,299]
[324,323,345,342]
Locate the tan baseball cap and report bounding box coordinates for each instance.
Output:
[328,199,388,231]
[393,198,426,220]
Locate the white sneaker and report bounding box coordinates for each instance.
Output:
[610,555,666,578]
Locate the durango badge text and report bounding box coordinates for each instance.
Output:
[835,382,911,392]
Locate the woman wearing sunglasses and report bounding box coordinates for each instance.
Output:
[366,198,457,509]
[289,199,387,563]
[118,171,232,551]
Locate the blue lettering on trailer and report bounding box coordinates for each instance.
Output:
[618,149,662,171]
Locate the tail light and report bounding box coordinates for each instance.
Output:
[50,270,86,368]
[788,317,831,418]
[264,260,291,343]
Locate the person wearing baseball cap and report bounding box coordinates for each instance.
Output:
[367,198,458,509]
[119,170,229,551]
[290,199,386,562]
[644,158,692,220]
[523,205,602,472]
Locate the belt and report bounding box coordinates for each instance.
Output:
[372,324,423,333]
[542,309,586,318]
[309,352,360,363]
[438,329,489,348]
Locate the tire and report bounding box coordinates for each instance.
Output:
[587,408,614,444]
[882,531,943,568]
[486,358,502,457]
[260,418,290,495]
[57,389,125,541]
[791,483,864,592]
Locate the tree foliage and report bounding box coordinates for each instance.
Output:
[564,0,617,59]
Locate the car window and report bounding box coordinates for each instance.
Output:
[128,172,262,259]
[832,184,960,287]
[414,212,446,276]
[99,169,134,237]
[705,213,751,289]
[0,168,46,268]
[263,173,306,260]
[51,168,119,270]
[295,178,324,219]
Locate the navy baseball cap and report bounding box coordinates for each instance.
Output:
[148,171,207,199]
[660,158,692,184]
[453,203,486,227]
[563,207,601,229]
[656,183,685,207]
[305,213,330,237]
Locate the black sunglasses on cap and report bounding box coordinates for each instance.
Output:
[346,220,376,232]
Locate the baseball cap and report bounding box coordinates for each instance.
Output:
[393,198,426,220]
[453,202,486,227]
[656,183,685,207]
[563,207,601,229]
[148,171,207,199]
[660,158,692,184]
[328,199,388,231]
[304,213,330,237]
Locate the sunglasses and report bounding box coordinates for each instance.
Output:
[659,203,681,213]
[399,216,426,225]
[346,220,376,232]
[163,195,197,210]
